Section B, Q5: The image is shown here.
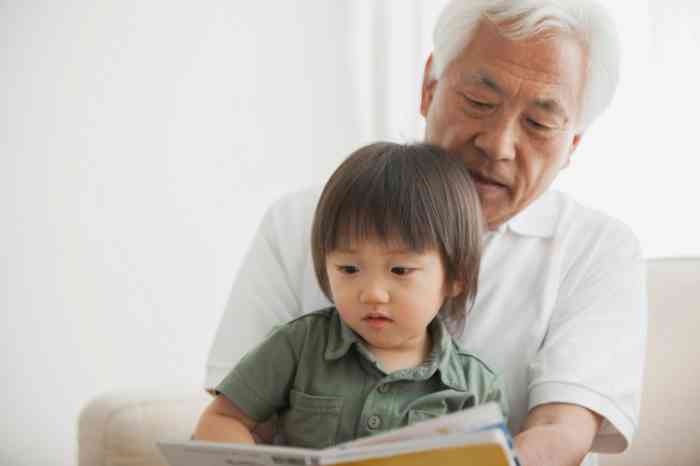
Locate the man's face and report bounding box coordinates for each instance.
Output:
[421,21,586,229]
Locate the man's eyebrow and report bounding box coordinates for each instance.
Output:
[533,98,569,120]
[464,71,503,94]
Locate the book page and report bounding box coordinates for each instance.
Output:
[159,441,323,466]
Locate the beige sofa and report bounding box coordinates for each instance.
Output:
[78,257,700,466]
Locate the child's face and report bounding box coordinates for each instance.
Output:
[325,236,456,354]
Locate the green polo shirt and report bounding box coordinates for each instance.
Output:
[216,307,508,449]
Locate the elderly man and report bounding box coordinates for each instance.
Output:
[204,1,646,465]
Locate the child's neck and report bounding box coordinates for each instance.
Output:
[369,333,432,373]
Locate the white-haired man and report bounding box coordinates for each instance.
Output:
[204,1,646,465]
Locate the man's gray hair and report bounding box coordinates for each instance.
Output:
[431,0,621,131]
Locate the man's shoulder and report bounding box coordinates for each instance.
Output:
[267,186,322,220]
[551,191,640,247]
[256,186,323,264]
[522,190,639,244]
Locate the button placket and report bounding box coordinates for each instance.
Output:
[367,414,382,430]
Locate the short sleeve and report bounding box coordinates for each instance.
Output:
[215,321,307,422]
[528,220,647,453]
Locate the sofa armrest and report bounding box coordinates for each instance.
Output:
[78,387,210,466]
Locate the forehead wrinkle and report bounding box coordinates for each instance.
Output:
[489,58,566,85]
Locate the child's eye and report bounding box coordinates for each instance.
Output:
[391,266,414,276]
[337,265,359,274]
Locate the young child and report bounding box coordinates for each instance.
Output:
[193,142,508,448]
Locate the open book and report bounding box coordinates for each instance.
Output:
[158,402,519,466]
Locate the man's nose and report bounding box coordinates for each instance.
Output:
[359,282,390,304]
[473,115,517,161]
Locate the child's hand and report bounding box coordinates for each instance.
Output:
[251,417,278,444]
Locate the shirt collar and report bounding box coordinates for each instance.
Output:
[491,189,559,238]
[324,309,468,391]
[324,310,362,361]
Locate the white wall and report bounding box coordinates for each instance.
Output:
[3,1,699,466]
[2,2,372,465]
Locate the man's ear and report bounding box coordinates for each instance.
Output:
[420,54,438,118]
[561,132,583,169]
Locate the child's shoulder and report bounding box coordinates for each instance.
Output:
[263,307,338,356]
[285,306,337,326]
[448,339,497,377]
[274,306,338,338]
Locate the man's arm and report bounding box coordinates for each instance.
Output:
[514,403,603,466]
[521,217,647,461]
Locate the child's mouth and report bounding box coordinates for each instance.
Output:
[363,315,393,328]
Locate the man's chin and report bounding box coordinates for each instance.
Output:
[478,195,513,225]
[482,207,514,231]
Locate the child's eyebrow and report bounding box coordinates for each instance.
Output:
[331,248,357,254]
[382,248,415,256]
[331,247,416,256]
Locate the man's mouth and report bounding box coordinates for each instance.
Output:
[469,170,508,188]
[469,170,509,189]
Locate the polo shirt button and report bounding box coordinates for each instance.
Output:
[367,415,382,430]
[378,384,390,394]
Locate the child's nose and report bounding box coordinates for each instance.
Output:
[359,284,390,304]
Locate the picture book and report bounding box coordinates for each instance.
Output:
[158,401,519,466]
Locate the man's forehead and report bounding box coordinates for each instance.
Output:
[448,21,586,98]
[462,66,569,88]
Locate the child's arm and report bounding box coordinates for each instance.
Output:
[192,394,258,444]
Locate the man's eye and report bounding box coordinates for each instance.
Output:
[526,118,553,131]
[391,266,413,276]
[338,265,359,274]
[465,97,495,111]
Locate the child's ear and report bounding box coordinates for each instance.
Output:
[447,281,465,297]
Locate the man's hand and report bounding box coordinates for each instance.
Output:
[514,403,603,466]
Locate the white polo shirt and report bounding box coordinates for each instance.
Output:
[206,187,646,464]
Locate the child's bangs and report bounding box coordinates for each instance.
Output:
[325,170,439,254]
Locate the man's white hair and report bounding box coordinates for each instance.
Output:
[431,0,621,131]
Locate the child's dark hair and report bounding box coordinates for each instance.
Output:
[311,141,484,335]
